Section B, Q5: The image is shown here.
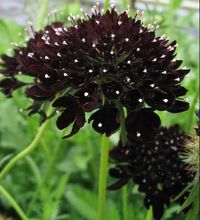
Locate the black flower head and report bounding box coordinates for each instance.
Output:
[0,6,190,138]
[108,125,194,220]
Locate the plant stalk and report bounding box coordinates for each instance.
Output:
[0,107,54,181]
[122,186,128,220]
[0,185,28,220]
[145,206,153,220]
[97,135,110,220]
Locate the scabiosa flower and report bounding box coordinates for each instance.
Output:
[0,6,190,138]
[108,125,194,220]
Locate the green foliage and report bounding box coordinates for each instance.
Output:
[0,1,199,220]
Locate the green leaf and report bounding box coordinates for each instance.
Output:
[65,185,121,220]
[179,181,199,212]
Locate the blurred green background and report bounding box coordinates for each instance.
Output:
[0,0,199,220]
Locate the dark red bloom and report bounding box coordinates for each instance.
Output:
[88,105,120,136]
[108,126,193,220]
[0,7,190,137]
[125,108,161,142]
[0,78,25,97]
[52,95,85,138]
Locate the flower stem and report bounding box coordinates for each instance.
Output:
[0,107,54,181]
[27,131,65,215]
[122,186,128,220]
[0,185,28,220]
[97,135,110,220]
[145,206,153,220]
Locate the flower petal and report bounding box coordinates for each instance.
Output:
[63,108,85,138]
[121,90,144,110]
[125,108,161,142]
[102,82,123,100]
[0,78,25,97]
[167,100,189,113]
[88,105,120,136]
[145,90,175,111]
[75,83,101,112]
[26,84,54,101]
[52,95,77,108]
[56,107,77,130]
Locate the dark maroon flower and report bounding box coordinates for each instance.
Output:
[108,126,193,220]
[125,108,161,142]
[0,6,190,137]
[88,105,120,136]
[0,78,25,97]
[74,83,101,112]
[52,95,85,138]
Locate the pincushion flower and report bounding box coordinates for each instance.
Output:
[108,125,194,220]
[0,7,190,138]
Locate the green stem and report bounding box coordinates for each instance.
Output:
[145,206,153,220]
[0,185,28,220]
[122,186,128,220]
[27,132,65,214]
[103,0,110,11]
[97,135,110,220]
[0,107,54,181]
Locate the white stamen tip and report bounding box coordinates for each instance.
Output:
[137,132,141,137]
[45,74,50,78]
[28,52,34,58]
[118,21,122,25]
[84,92,89,97]
[98,123,103,127]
